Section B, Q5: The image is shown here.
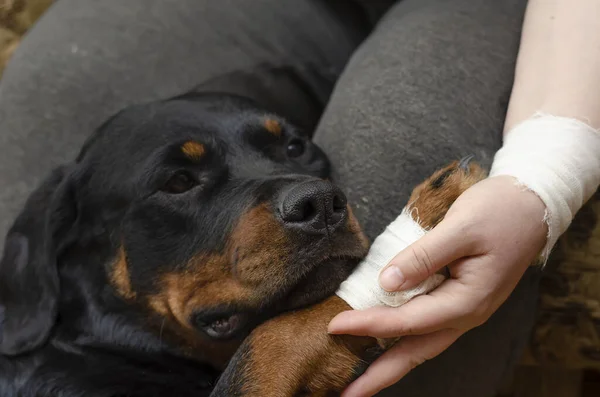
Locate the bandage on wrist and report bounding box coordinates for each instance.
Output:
[336,208,445,310]
[489,113,600,261]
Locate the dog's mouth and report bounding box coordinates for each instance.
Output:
[193,311,251,340]
[192,250,365,340]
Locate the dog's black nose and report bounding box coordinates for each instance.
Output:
[279,180,348,234]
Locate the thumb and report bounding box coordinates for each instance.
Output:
[379,219,469,291]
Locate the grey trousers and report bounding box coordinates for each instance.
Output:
[0,0,540,395]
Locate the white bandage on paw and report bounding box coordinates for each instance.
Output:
[490,113,600,261]
[336,208,445,311]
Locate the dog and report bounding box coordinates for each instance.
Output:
[0,90,485,396]
[211,158,485,396]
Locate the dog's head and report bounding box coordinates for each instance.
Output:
[0,94,367,366]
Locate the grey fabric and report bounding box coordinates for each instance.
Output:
[0,0,371,238]
[0,0,539,396]
[315,0,527,238]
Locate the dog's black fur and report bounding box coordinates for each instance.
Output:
[0,93,367,397]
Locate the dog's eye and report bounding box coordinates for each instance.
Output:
[162,171,197,194]
[286,139,305,158]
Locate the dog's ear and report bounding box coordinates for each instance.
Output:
[0,165,78,355]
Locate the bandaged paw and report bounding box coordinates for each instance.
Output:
[490,113,600,261]
[336,208,445,311]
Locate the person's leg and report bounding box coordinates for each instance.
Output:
[314,0,538,395]
[0,0,376,238]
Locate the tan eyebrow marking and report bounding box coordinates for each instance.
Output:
[181,141,205,160]
[264,118,282,136]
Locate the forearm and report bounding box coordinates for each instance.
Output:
[492,0,600,259]
[505,0,600,132]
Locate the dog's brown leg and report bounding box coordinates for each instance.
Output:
[210,159,486,396]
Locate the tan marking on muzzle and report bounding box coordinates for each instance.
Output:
[110,246,136,300]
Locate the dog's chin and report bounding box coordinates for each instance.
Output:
[191,254,363,342]
[279,255,363,311]
[191,233,368,342]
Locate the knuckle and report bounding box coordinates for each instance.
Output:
[377,315,415,337]
[476,311,492,327]
[454,300,488,329]
[468,301,492,328]
[453,219,480,248]
[408,244,436,277]
[394,323,416,336]
[403,325,417,336]
[407,356,428,371]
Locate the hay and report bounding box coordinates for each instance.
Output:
[0,0,53,76]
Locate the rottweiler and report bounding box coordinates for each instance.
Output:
[0,91,484,396]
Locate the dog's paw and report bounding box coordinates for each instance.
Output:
[407,156,487,229]
[209,297,374,397]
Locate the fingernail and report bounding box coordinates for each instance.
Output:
[379,266,405,291]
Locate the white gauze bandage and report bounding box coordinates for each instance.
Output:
[490,113,600,261]
[336,208,445,310]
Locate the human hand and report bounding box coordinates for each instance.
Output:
[328,175,548,397]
